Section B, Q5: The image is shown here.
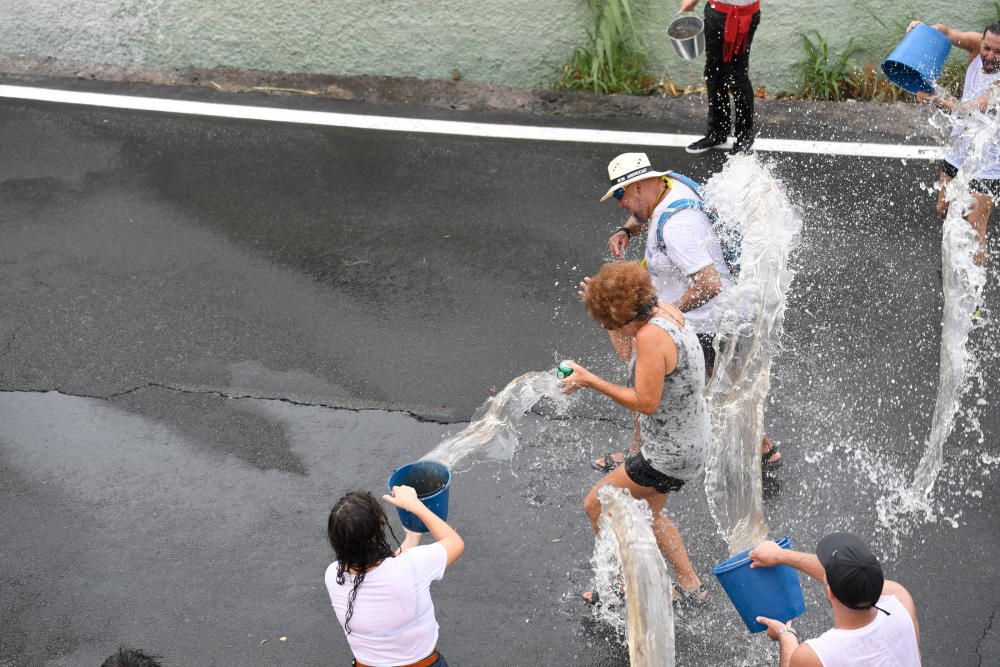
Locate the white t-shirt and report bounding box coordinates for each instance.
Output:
[325,543,448,667]
[644,178,735,334]
[944,55,1000,179]
[805,594,921,667]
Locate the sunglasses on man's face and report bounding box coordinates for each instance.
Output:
[612,187,625,201]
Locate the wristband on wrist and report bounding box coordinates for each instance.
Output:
[778,625,798,639]
[615,226,633,239]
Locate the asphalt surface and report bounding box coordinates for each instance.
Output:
[1,76,998,666]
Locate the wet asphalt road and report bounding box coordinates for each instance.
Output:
[1,78,999,666]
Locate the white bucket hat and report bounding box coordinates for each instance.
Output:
[599,152,668,201]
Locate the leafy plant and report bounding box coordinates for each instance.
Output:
[936,61,967,99]
[558,0,656,95]
[845,61,910,102]
[795,31,860,101]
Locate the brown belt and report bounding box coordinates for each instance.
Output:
[353,650,440,667]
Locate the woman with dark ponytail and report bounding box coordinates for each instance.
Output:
[325,486,464,667]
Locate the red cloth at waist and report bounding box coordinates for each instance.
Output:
[709,1,760,63]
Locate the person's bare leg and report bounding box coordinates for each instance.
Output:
[937,171,952,220]
[939,173,992,267]
[646,493,702,593]
[967,192,993,267]
[583,467,701,592]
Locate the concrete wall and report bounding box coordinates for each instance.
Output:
[0,0,995,92]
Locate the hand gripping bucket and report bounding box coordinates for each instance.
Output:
[711,536,806,633]
[881,23,952,94]
[668,13,705,60]
[387,461,451,533]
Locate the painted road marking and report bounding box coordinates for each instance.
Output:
[0,84,942,161]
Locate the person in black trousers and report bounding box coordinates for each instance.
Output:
[680,0,761,155]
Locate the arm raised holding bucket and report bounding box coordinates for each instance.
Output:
[385,485,465,566]
[908,21,983,55]
[325,489,464,667]
[905,19,1000,268]
[750,534,922,667]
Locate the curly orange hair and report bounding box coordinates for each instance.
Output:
[584,261,658,330]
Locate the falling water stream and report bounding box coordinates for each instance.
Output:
[591,486,676,667]
[420,370,565,470]
[701,155,803,554]
[415,156,805,664]
[881,86,996,523]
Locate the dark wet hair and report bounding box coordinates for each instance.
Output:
[986,20,1000,38]
[101,647,163,667]
[327,491,400,634]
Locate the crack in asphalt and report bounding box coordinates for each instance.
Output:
[0,383,459,424]
[0,384,631,431]
[978,600,1000,666]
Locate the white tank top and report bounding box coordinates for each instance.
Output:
[805,595,921,667]
[943,55,1000,179]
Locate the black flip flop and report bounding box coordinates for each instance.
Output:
[761,445,783,474]
[672,584,709,609]
[583,589,623,609]
[591,452,624,473]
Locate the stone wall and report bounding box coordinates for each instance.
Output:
[0,0,994,92]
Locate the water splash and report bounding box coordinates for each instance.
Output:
[882,86,995,522]
[420,370,568,470]
[702,155,803,554]
[591,486,676,667]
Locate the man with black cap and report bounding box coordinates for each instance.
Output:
[749,532,921,666]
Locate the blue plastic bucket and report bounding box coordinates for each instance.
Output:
[712,536,806,633]
[881,23,952,94]
[386,461,451,533]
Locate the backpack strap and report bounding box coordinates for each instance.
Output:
[664,171,705,198]
[654,199,705,253]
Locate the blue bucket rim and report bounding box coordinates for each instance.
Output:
[387,460,452,498]
[712,536,790,576]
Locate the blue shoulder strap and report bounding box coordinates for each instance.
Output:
[665,171,705,198]
[654,199,704,252]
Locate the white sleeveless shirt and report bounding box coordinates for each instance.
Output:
[805,595,921,667]
[943,55,1000,179]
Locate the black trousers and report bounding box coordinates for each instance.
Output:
[703,4,760,142]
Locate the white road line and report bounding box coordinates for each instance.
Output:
[0,84,942,161]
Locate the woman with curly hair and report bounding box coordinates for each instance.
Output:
[561,261,710,605]
[324,486,464,667]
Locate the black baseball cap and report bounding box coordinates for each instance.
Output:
[817,532,885,610]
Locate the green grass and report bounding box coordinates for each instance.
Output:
[795,31,859,101]
[557,0,656,95]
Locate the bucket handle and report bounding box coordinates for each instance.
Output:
[668,11,701,30]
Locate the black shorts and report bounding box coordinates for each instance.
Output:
[697,333,717,371]
[625,451,687,493]
[941,160,1000,199]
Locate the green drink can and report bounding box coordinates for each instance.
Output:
[556,361,574,379]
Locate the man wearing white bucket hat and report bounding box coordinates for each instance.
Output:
[590,152,783,474]
[679,0,762,155]
[908,19,1000,267]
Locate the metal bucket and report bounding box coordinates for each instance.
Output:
[668,13,705,60]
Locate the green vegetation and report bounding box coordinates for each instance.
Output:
[556,1,996,101]
[557,0,657,95]
[795,31,859,101]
